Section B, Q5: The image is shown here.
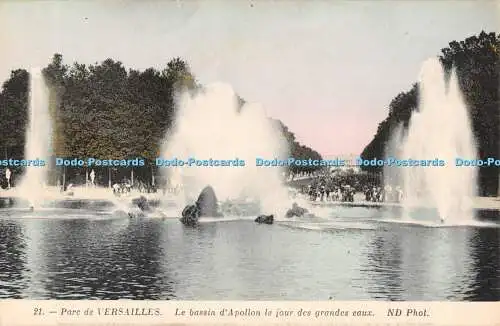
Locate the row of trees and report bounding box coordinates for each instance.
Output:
[0,54,323,185]
[271,119,322,174]
[361,31,499,196]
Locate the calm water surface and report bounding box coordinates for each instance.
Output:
[0,208,498,300]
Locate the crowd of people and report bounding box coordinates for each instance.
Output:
[112,181,133,196]
[299,171,405,203]
[287,171,321,181]
[303,184,356,202]
[363,184,404,203]
[54,177,183,197]
[111,179,184,197]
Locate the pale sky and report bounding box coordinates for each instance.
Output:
[0,0,497,156]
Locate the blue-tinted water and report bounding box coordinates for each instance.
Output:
[0,207,498,300]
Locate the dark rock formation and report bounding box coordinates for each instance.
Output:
[180,204,200,226]
[180,185,224,226]
[196,185,222,217]
[255,214,274,224]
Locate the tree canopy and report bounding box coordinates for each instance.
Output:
[360,31,499,196]
[270,119,323,174]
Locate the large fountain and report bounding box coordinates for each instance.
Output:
[160,83,290,214]
[0,68,161,216]
[16,68,53,206]
[385,58,478,223]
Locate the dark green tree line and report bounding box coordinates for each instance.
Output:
[361,31,499,196]
[271,119,323,174]
[0,69,30,177]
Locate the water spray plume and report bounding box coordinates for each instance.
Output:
[384,57,477,223]
[160,83,290,214]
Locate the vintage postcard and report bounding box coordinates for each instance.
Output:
[0,0,498,325]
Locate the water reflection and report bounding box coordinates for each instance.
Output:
[3,217,176,299]
[362,225,499,301]
[0,210,498,300]
[159,221,373,300]
[467,227,500,300]
[0,220,26,298]
[362,231,403,300]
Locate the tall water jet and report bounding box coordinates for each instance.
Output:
[385,58,477,223]
[18,68,53,205]
[383,122,405,190]
[160,83,290,214]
